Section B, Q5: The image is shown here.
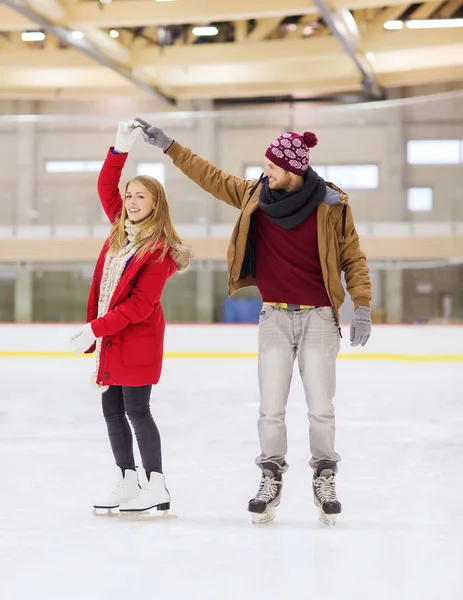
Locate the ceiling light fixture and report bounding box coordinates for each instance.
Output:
[192,26,219,36]
[385,18,463,30]
[384,20,404,30]
[406,18,463,29]
[71,31,85,40]
[109,29,119,38]
[21,31,46,42]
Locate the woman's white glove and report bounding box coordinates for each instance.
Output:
[114,120,143,154]
[70,323,97,354]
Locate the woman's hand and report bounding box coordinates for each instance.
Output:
[70,323,97,353]
[114,120,143,154]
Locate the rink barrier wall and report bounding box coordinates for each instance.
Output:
[0,351,462,361]
[0,324,461,362]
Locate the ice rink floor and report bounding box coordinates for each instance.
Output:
[1,352,462,600]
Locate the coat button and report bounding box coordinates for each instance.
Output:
[104,374,109,379]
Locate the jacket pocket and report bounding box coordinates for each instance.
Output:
[121,333,158,368]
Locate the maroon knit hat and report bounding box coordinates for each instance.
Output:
[265,131,318,176]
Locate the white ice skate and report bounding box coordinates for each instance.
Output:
[92,468,140,517]
[119,472,177,521]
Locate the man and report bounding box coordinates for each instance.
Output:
[136,118,372,525]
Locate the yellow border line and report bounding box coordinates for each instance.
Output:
[0,351,462,362]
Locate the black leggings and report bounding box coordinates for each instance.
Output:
[102,385,162,478]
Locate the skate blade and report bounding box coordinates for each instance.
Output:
[92,507,119,518]
[318,508,337,527]
[119,510,177,522]
[251,507,275,525]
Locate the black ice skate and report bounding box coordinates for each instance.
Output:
[312,461,342,526]
[248,466,282,524]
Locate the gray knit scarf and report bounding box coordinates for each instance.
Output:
[259,166,326,230]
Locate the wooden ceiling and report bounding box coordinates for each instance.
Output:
[0,0,462,103]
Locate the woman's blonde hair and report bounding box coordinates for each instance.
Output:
[109,175,192,271]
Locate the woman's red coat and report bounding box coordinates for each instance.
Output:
[85,148,177,387]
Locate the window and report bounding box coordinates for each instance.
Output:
[245,166,264,180]
[407,187,433,212]
[312,165,379,189]
[407,140,462,165]
[136,163,165,186]
[45,161,103,173]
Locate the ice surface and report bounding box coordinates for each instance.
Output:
[0,347,462,599]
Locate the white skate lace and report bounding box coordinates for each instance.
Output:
[255,476,280,503]
[314,474,338,504]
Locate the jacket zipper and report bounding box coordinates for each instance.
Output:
[325,206,342,338]
[98,343,107,385]
[228,174,264,293]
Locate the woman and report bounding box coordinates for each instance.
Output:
[70,120,192,517]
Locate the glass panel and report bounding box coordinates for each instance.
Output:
[325,165,379,189]
[45,161,103,173]
[245,166,263,180]
[136,163,166,186]
[407,140,461,165]
[407,187,433,212]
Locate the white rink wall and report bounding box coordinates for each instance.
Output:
[0,323,461,359]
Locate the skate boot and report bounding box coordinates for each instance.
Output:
[313,461,342,526]
[119,472,176,520]
[248,466,282,524]
[92,467,140,516]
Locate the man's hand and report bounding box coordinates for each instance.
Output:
[135,118,174,151]
[350,307,372,347]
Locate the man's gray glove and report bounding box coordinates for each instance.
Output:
[135,117,173,151]
[350,307,372,347]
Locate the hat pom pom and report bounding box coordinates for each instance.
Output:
[303,132,318,148]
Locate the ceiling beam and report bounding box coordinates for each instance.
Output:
[0,0,449,32]
[0,66,131,87]
[1,63,463,100]
[234,20,248,43]
[66,0,318,28]
[437,0,463,18]
[2,28,462,69]
[245,18,282,42]
[162,78,363,100]
[28,0,65,20]
[4,38,462,89]
[409,1,443,19]
[133,27,463,67]
[134,37,342,67]
[369,5,409,30]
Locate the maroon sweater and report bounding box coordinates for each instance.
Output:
[252,207,331,306]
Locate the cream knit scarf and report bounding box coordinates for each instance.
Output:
[92,219,153,390]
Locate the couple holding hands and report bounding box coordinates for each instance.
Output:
[71,117,371,525]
